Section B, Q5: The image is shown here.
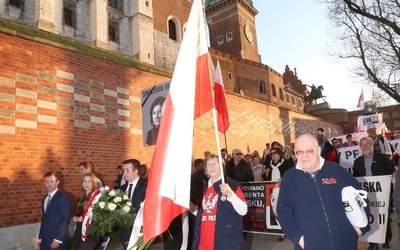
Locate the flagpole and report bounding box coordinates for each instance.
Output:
[221,96,228,153]
[223,132,228,156]
[212,108,225,184]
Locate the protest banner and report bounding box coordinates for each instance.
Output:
[337,138,399,174]
[338,146,359,174]
[357,113,383,132]
[356,175,392,244]
[242,175,392,241]
[242,181,282,234]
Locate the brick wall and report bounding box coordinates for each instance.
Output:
[0,31,343,228]
[210,49,304,113]
[152,0,192,36]
[0,32,169,227]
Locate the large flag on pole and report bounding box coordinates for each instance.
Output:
[214,60,230,133]
[143,0,213,242]
[356,88,364,108]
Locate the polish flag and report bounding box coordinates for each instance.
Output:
[214,60,230,133]
[143,0,213,242]
[356,88,364,108]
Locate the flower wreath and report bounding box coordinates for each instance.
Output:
[82,186,136,240]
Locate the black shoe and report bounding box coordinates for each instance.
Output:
[383,241,391,249]
[368,243,379,250]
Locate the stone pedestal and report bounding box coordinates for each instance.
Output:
[305,102,349,129]
[304,102,331,113]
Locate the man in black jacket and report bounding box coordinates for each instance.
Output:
[119,158,147,250]
[353,137,395,250]
[316,128,339,163]
[226,148,254,182]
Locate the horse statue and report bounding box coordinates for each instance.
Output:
[305,84,326,105]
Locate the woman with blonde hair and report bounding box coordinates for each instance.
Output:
[78,161,102,188]
[139,164,149,181]
[72,173,101,249]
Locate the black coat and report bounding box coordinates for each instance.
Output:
[119,178,148,250]
[226,158,254,182]
[353,152,394,177]
[263,157,295,181]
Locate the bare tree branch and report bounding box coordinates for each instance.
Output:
[321,0,400,103]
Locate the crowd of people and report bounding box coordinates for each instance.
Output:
[38,159,149,250]
[37,126,400,250]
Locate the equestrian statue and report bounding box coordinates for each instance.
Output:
[305,84,326,105]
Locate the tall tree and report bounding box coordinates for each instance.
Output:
[322,0,400,103]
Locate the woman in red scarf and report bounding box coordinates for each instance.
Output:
[72,173,101,249]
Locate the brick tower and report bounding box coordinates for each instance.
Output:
[205,0,259,62]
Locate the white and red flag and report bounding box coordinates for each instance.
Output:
[214,60,230,133]
[143,0,213,242]
[356,88,364,108]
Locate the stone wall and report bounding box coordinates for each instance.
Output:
[153,30,180,71]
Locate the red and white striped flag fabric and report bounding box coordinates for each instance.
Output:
[143,0,213,242]
[214,60,230,133]
[356,88,364,108]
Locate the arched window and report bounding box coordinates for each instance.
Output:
[271,84,276,97]
[168,20,177,41]
[259,81,265,93]
[279,88,284,100]
[167,17,181,42]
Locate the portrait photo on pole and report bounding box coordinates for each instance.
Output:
[141,81,170,147]
[357,113,383,132]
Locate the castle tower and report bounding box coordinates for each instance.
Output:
[205,0,259,62]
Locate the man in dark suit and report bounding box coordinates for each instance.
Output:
[353,137,395,250]
[38,171,71,250]
[119,158,147,249]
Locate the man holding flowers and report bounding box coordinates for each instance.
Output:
[119,158,148,249]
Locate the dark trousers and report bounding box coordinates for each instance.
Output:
[120,226,133,250]
[163,213,196,250]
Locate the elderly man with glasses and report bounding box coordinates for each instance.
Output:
[277,134,370,250]
[226,148,254,182]
[353,137,395,250]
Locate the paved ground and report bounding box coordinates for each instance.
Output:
[110,212,400,250]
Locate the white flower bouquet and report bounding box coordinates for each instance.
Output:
[85,187,136,236]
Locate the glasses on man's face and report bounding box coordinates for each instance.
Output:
[294,147,318,156]
[206,161,219,168]
[271,151,279,155]
[235,153,243,156]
